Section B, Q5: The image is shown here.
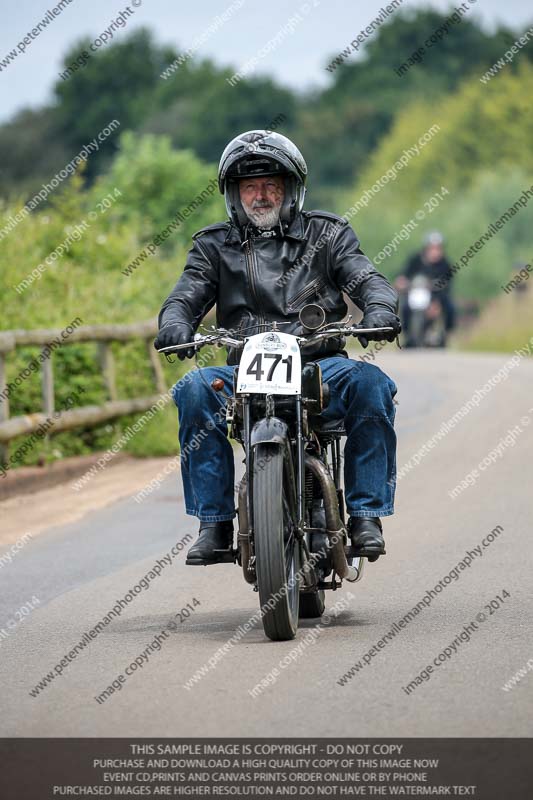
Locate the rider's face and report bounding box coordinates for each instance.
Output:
[425,243,443,263]
[239,176,285,228]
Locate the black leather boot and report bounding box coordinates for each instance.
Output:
[347,517,385,562]
[186,521,234,565]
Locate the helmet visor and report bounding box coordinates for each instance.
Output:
[225,154,287,182]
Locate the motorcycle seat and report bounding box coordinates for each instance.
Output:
[313,417,346,436]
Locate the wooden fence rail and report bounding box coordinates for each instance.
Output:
[0,320,166,465]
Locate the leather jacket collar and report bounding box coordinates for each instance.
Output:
[224,212,306,246]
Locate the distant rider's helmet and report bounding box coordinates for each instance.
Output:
[424,231,445,248]
[218,130,307,229]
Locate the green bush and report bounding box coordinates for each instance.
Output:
[458,284,533,354]
[0,137,227,467]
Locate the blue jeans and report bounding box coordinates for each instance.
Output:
[172,357,397,522]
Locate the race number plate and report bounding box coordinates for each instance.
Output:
[236,332,301,395]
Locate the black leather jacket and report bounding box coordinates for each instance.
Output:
[158,210,398,365]
[405,252,454,294]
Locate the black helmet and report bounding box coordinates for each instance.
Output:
[218,130,307,229]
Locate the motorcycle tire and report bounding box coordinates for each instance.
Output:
[253,443,300,641]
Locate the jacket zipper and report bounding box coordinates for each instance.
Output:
[244,236,267,330]
[287,277,326,310]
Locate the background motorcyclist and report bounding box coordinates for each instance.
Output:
[155,130,401,565]
[396,231,456,346]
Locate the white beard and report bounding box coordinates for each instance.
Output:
[242,201,281,229]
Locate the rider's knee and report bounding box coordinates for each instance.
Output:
[172,368,215,407]
[350,363,396,412]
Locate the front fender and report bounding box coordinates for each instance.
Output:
[249,417,297,519]
[250,416,289,447]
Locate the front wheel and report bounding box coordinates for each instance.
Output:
[409,310,426,347]
[253,443,300,641]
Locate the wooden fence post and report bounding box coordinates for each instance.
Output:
[147,338,167,395]
[0,353,9,466]
[0,321,161,451]
[98,342,118,401]
[41,349,55,417]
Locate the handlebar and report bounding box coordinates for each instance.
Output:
[156,325,394,355]
[299,325,393,350]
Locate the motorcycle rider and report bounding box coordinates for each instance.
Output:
[155,131,401,566]
[396,231,456,344]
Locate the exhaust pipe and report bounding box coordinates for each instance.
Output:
[237,477,256,584]
[304,454,361,582]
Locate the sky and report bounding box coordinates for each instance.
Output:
[1,0,532,123]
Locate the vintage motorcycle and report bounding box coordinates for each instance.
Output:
[158,306,393,642]
[397,274,447,348]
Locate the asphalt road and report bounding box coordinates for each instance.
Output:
[1,348,532,737]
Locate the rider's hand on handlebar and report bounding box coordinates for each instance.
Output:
[394,275,409,291]
[154,323,195,360]
[357,305,402,348]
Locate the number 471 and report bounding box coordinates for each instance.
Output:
[246,353,293,382]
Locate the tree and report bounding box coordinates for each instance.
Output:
[336,64,533,301]
[0,106,68,199]
[54,29,168,179]
[100,131,224,240]
[302,10,521,203]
